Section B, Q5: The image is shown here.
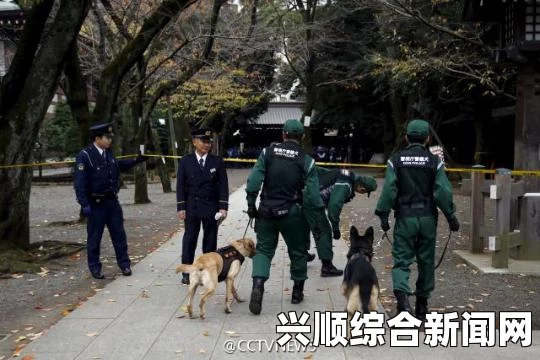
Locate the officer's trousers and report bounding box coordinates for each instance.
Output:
[303,207,333,261]
[87,199,130,272]
[252,204,310,281]
[181,215,218,267]
[392,216,437,298]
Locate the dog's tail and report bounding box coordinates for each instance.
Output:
[175,264,198,273]
[360,280,373,314]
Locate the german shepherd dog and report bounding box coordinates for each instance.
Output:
[342,226,379,322]
[176,238,256,319]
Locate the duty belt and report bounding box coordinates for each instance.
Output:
[90,192,117,201]
[396,201,435,218]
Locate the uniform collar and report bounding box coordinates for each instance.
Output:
[93,143,106,156]
[406,143,426,149]
[195,151,208,163]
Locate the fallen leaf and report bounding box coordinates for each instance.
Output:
[202,330,209,337]
[304,354,313,359]
[175,350,184,353]
[107,299,116,303]
[11,274,23,279]
[316,288,328,291]
[28,333,42,341]
[37,267,49,277]
[176,315,186,319]
[86,332,99,337]
[15,336,27,342]
[12,344,26,357]
[24,327,33,331]
[199,349,207,354]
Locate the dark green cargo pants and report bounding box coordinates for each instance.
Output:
[303,207,333,261]
[392,216,437,298]
[252,204,310,281]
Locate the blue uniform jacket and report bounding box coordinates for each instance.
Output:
[176,153,229,217]
[74,144,138,208]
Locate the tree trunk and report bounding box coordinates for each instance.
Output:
[150,128,172,193]
[63,43,91,146]
[134,163,151,203]
[0,0,90,250]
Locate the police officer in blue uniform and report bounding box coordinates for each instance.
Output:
[177,128,229,285]
[74,123,147,279]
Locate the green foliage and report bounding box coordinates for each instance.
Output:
[40,102,80,159]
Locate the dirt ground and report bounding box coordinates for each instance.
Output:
[0,169,251,359]
[1,169,539,359]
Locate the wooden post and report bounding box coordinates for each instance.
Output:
[492,173,512,268]
[518,193,540,260]
[514,64,540,192]
[470,170,485,253]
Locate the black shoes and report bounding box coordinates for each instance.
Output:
[249,277,266,315]
[394,290,413,313]
[416,296,428,322]
[291,280,305,304]
[91,270,105,279]
[181,273,190,285]
[307,253,316,262]
[121,267,132,276]
[321,261,343,277]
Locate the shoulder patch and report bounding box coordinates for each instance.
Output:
[77,163,85,171]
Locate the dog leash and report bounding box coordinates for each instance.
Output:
[381,230,452,270]
[434,231,452,270]
[382,231,393,248]
[241,211,254,239]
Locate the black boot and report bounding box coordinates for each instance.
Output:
[415,296,428,322]
[291,280,305,304]
[394,290,412,313]
[307,253,316,262]
[321,260,343,277]
[249,277,265,315]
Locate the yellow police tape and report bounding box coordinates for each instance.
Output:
[1,154,540,177]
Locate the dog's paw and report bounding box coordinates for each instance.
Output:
[200,314,206,320]
[236,297,245,303]
[225,307,232,314]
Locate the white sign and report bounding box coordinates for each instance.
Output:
[139,144,145,154]
[304,116,311,127]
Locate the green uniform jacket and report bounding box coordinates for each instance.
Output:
[246,145,324,209]
[314,166,354,232]
[375,144,455,219]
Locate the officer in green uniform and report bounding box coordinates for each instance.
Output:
[375,119,460,321]
[305,167,377,277]
[246,119,323,315]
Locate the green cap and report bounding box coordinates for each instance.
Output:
[283,119,304,135]
[406,119,430,137]
[354,175,377,197]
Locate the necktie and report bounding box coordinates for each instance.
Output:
[199,158,204,169]
[102,151,106,160]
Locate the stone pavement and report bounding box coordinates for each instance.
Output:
[14,186,540,359]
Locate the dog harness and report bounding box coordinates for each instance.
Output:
[217,245,245,282]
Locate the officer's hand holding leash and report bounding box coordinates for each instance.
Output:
[332,228,341,240]
[380,216,390,232]
[247,204,258,219]
[447,214,460,232]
